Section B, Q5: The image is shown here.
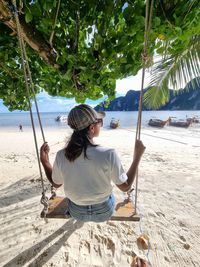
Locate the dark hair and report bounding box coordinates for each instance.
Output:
[65,126,97,162]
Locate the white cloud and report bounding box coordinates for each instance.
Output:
[32,95,77,112]
[116,69,151,95]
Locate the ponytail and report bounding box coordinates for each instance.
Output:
[65,127,97,161]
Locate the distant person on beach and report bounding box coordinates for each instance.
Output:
[40,104,145,222]
[19,124,23,132]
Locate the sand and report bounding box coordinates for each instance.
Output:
[0,125,200,267]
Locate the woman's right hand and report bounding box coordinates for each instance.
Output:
[40,142,50,163]
[118,140,146,192]
[134,140,146,160]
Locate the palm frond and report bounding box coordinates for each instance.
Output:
[143,85,169,109]
[144,35,200,109]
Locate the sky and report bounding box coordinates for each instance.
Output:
[116,69,151,94]
[0,69,151,113]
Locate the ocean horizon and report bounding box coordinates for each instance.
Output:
[1,110,200,130]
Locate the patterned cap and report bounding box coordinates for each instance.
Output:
[68,104,105,131]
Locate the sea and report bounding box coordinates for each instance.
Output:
[0,110,200,130]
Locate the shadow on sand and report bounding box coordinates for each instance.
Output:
[3,219,84,267]
[0,175,49,208]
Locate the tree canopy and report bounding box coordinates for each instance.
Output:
[0,0,199,111]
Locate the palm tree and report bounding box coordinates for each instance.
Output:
[144,34,200,109]
[144,0,200,110]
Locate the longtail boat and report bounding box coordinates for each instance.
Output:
[110,118,120,129]
[169,118,193,128]
[186,116,199,123]
[148,118,169,128]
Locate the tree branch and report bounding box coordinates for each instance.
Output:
[0,0,59,69]
[49,0,61,48]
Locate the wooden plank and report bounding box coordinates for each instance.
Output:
[110,199,140,221]
[41,196,70,219]
[41,196,140,221]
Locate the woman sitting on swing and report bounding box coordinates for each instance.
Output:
[40,104,145,222]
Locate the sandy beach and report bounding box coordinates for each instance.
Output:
[0,126,200,267]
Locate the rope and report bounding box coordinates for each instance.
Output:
[12,1,58,199]
[132,1,154,266]
[11,0,48,219]
[134,0,154,213]
[20,37,46,142]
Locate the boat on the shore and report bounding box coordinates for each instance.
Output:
[193,117,199,123]
[169,118,193,128]
[186,116,199,124]
[110,118,120,129]
[55,115,68,122]
[148,118,169,128]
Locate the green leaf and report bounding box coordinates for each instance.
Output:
[25,12,33,23]
[156,47,166,54]
[144,86,169,109]
[87,27,93,34]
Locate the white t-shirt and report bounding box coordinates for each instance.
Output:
[52,146,128,205]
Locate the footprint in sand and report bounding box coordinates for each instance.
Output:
[79,240,91,255]
[77,240,91,265]
[178,220,187,228]
[155,211,165,217]
[94,234,115,257]
[179,235,186,242]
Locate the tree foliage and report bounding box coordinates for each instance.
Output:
[0,0,199,111]
[144,35,200,109]
[144,0,200,109]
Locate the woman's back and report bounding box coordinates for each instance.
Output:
[52,146,126,205]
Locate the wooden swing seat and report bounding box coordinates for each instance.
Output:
[41,196,140,221]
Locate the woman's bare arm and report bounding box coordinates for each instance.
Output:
[116,140,146,192]
[40,142,62,188]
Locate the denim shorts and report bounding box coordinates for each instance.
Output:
[67,194,116,222]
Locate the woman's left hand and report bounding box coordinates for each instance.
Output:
[40,142,50,163]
